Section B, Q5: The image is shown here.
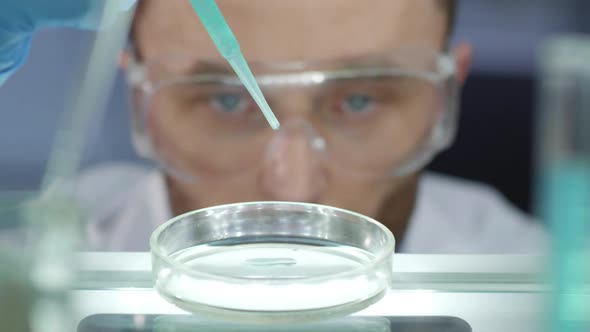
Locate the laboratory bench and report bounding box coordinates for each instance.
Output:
[72,253,553,332]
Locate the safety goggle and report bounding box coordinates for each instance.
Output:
[126,46,459,181]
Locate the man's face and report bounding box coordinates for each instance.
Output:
[132,0,454,218]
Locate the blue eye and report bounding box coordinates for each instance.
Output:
[210,93,248,113]
[341,94,374,113]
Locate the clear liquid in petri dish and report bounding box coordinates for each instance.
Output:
[156,237,385,312]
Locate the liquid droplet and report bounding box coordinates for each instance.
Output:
[245,257,297,267]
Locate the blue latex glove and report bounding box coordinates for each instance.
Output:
[0,0,136,86]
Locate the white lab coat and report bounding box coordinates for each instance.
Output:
[75,163,548,253]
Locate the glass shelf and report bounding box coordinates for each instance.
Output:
[70,253,570,332]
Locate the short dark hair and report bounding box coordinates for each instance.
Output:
[442,0,458,37]
[132,0,459,48]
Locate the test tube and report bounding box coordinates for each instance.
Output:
[536,35,590,332]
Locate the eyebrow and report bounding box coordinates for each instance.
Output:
[182,61,234,75]
[325,56,407,72]
[174,54,408,77]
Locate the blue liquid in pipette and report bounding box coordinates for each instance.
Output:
[189,0,280,130]
[227,55,280,129]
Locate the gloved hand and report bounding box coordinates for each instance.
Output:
[0,0,136,85]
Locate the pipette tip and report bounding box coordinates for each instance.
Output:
[262,108,281,130]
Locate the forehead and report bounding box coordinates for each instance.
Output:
[135,0,446,62]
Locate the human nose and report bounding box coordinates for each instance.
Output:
[259,120,328,202]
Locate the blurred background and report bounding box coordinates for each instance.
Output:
[1,0,589,214]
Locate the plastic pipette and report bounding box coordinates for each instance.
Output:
[189,0,280,130]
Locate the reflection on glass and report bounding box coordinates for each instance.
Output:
[77,314,473,332]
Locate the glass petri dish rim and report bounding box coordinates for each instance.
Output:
[157,289,387,324]
[149,201,395,285]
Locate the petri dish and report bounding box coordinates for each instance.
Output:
[150,201,395,323]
